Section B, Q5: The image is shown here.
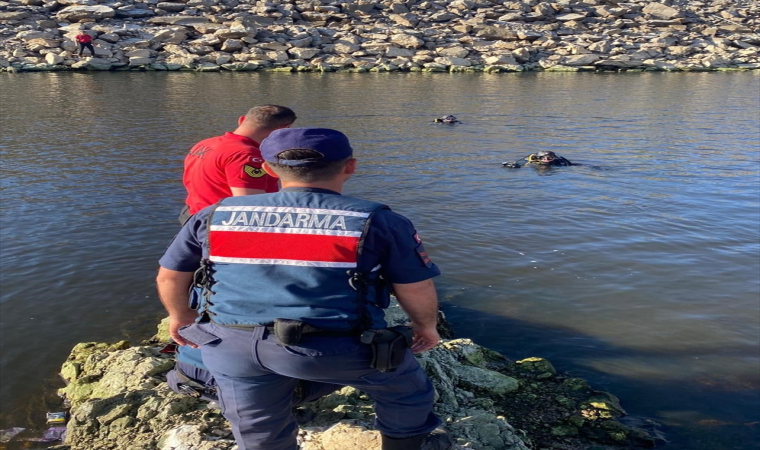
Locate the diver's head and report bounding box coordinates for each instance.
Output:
[536,151,558,164]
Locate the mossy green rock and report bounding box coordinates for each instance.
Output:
[153,317,171,343]
[516,357,557,379]
[454,365,519,395]
[586,394,626,416]
[68,341,130,362]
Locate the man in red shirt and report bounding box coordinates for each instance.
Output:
[180,105,297,224]
[75,30,95,57]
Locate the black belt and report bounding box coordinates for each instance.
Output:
[269,319,358,345]
[264,325,356,338]
[207,315,358,343]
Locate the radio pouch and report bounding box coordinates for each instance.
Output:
[360,326,413,372]
[274,319,305,346]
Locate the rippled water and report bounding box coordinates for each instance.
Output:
[1,71,758,449]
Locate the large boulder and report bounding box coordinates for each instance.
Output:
[56,5,115,22]
[642,2,681,20]
[0,11,30,23]
[390,33,425,49]
[562,54,602,66]
[16,30,57,40]
[473,25,521,41]
[147,16,210,26]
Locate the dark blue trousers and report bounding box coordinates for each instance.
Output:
[179,322,440,450]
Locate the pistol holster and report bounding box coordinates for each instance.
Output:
[360,326,413,372]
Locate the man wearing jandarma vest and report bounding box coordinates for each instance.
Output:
[156,128,452,450]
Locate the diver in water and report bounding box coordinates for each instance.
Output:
[502,151,573,168]
[434,115,461,124]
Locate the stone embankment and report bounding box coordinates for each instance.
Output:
[0,0,758,73]
[45,305,659,450]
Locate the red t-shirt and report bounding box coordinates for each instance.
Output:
[76,34,93,43]
[183,132,279,214]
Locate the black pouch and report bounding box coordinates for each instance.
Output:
[360,326,413,372]
[273,318,306,346]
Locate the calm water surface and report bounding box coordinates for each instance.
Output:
[1,71,758,449]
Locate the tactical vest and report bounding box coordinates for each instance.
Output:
[199,191,390,330]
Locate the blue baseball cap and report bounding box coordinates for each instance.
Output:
[260,128,353,166]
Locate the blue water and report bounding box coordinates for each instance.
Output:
[0,71,758,449]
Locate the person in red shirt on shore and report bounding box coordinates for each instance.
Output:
[75,30,95,57]
[179,105,297,224]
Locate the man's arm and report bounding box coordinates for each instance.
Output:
[156,268,198,347]
[503,155,528,168]
[392,279,440,353]
[230,187,266,196]
[225,150,271,196]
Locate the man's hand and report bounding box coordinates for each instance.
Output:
[169,310,200,347]
[410,323,440,353]
[156,267,196,345]
[393,279,440,353]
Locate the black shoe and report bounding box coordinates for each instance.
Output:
[381,433,426,450]
[381,429,453,450]
[293,406,316,425]
[421,429,453,450]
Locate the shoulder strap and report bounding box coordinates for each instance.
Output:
[350,204,390,331]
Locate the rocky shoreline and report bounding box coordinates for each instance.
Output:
[0,0,758,73]
[36,305,661,450]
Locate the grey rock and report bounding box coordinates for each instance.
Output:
[165,55,197,66]
[437,45,469,58]
[191,23,225,34]
[221,61,259,71]
[556,12,587,22]
[71,56,112,70]
[147,15,209,25]
[214,28,251,40]
[429,11,457,22]
[220,38,243,52]
[483,53,518,65]
[0,11,31,22]
[157,2,187,12]
[434,55,472,66]
[98,32,120,43]
[499,12,525,22]
[17,30,57,40]
[20,63,58,71]
[126,48,151,58]
[186,44,215,55]
[334,40,361,53]
[115,7,156,19]
[642,2,681,20]
[288,47,320,59]
[562,53,601,65]
[390,33,424,48]
[386,46,415,57]
[388,12,420,27]
[455,365,520,395]
[56,5,115,22]
[474,25,520,41]
[588,39,612,53]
